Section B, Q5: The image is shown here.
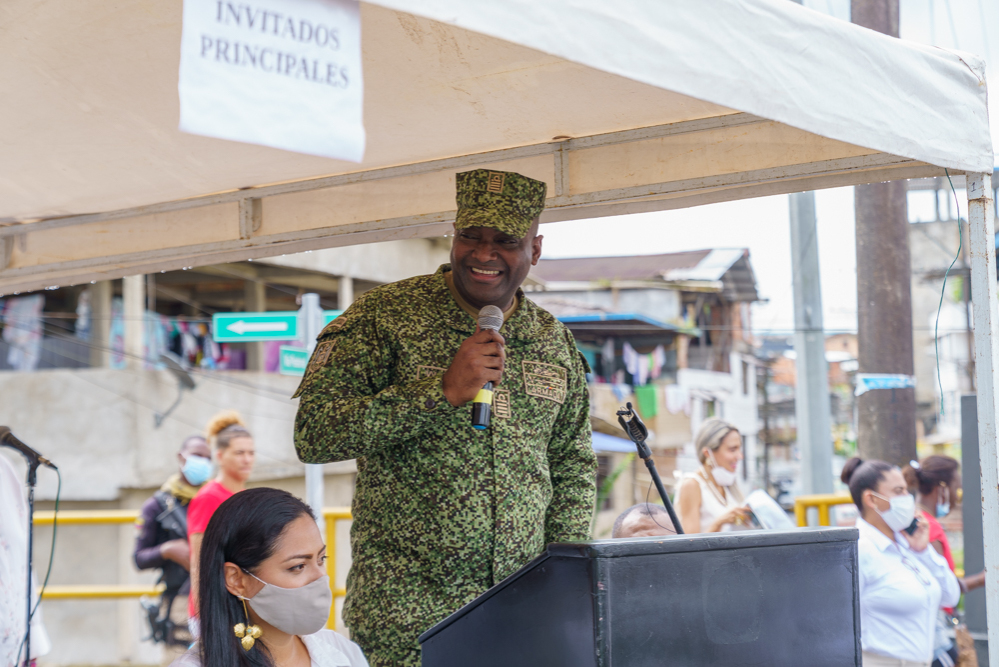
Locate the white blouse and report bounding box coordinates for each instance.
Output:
[674,469,748,532]
[856,517,960,663]
[171,629,369,667]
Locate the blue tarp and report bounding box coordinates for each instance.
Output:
[592,431,636,454]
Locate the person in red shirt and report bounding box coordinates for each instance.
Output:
[904,455,986,667]
[904,455,986,594]
[186,411,256,638]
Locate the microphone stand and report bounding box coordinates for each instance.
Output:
[617,402,684,535]
[22,457,38,667]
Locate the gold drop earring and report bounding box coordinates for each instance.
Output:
[234,598,262,650]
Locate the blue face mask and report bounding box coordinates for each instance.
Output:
[182,455,213,486]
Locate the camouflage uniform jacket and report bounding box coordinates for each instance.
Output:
[293,264,596,665]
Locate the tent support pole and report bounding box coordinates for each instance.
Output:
[967,171,998,666]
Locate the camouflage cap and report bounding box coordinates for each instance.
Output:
[455,170,547,239]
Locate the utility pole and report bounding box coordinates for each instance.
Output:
[852,0,917,467]
[790,192,834,493]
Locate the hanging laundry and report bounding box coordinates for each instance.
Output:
[611,382,632,402]
[622,342,640,376]
[2,295,44,371]
[601,338,615,378]
[665,384,691,415]
[636,353,651,386]
[651,345,667,379]
[634,384,659,418]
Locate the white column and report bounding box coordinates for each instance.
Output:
[300,293,327,525]
[122,275,144,370]
[89,281,112,368]
[967,171,999,666]
[244,278,266,371]
[338,276,354,310]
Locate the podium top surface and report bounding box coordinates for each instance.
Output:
[550,526,858,559]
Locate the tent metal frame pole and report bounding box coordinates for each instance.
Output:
[967,171,998,666]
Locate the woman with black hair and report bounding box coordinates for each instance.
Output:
[171,487,368,667]
[841,457,959,667]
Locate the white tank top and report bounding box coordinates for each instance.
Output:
[674,469,748,533]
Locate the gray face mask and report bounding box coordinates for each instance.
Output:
[243,572,332,636]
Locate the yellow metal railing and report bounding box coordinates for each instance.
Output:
[794,493,853,527]
[33,507,353,628]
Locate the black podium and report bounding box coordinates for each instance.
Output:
[420,528,860,667]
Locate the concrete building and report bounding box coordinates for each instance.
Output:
[528,250,762,519]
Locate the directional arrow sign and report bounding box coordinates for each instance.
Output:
[213,310,344,343]
[279,346,309,376]
[213,313,299,343]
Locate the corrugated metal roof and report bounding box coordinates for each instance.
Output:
[531,248,759,302]
[531,250,712,282]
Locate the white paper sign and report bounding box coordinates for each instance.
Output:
[179,0,364,162]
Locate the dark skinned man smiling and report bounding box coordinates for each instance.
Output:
[293,169,597,666]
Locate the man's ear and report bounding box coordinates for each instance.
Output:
[531,234,544,265]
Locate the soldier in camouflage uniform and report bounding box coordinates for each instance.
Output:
[293,169,597,666]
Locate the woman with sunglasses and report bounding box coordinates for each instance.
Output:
[841,457,960,667]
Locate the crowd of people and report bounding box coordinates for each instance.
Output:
[132,411,369,667]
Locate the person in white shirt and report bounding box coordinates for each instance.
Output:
[840,457,960,667]
[171,487,368,667]
[675,419,751,533]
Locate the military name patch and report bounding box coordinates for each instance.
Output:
[307,341,335,374]
[416,365,447,380]
[486,171,506,193]
[493,388,511,418]
[522,361,567,404]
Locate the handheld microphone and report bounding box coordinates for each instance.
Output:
[472,305,504,430]
[0,426,58,470]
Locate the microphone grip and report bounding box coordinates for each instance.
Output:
[471,381,494,430]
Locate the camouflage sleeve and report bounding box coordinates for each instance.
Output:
[292,301,458,463]
[543,339,597,544]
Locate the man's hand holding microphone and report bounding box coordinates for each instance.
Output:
[442,306,505,429]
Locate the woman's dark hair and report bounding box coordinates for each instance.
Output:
[903,455,960,496]
[198,488,314,667]
[840,457,894,509]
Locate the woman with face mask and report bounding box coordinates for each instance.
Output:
[842,457,960,667]
[674,419,752,533]
[187,412,257,640]
[171,487,369,667]
[904,456,985,667]
[904,456,985,597]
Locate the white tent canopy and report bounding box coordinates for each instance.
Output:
[3,0,999,656]
[0,0,991,294]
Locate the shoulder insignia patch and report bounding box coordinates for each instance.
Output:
[522,361,568,405]
[307,341,335,375]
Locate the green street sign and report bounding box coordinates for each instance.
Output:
[279,346,309,376]
[213,312,299,342]
[213,310,344,343]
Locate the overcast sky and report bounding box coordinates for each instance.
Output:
[540,0,997,338]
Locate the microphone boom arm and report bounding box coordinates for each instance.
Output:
[616,402,684,535]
